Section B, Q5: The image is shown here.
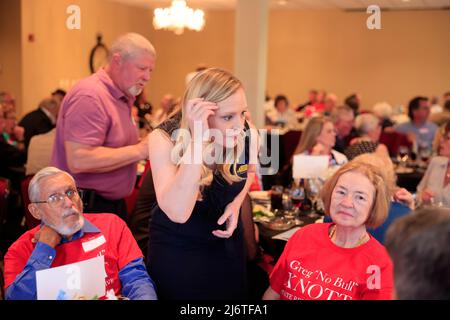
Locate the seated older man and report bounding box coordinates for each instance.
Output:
[3,167,157,300]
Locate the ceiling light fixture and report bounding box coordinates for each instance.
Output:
[153,0,205,35]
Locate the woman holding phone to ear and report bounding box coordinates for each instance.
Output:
[146,68,258,300]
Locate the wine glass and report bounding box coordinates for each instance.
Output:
[306,178,322,218]
[397,145,409,168]
[418,143,432,167]
[290,185,304,206]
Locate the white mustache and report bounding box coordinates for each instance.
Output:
[62,209,79,218]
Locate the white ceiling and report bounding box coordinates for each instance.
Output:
[110,0,450,10]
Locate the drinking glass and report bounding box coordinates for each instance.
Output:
[270,185,284,211]
[418,144,432,167]
[397,145,409,167]
[305,178,322,218]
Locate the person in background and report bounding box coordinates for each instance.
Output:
[2,110,25,151]
[185,64,207,86]
[19,96,61,150]
[416,121,450,208]
[51,89,67,107]
[148,94,175,128]
[429,96,442,114]
[303,90,326,118]
[323,93,338,116]
[345,113,389,161]
[134,91,153,133]
[296,89,318,112]
[373,102,395,131]
[385,207,450,299]
[0,109,26,178]
[293,116,347,172]
[395,96,437,151]
[263,160,393,300]
[0,91,16,113]
[331,105,358,154]
[265,95,298,130]
[430,99,450,127]
[51,33,156,219]
[0,109,27,244]
[25,129,56,176]
[3,167,157,300]
[344,93,361,116]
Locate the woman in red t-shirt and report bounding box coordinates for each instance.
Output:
[263,159,394,300]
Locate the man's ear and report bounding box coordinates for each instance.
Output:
[111,53,122,66]
[28,204,42,220]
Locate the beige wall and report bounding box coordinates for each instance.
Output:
[0,0,22,113]
[149,11,235,109]
[20,0,153,115]
[267,10,450,111]
[19,1,235,116]
[5,2,450,118]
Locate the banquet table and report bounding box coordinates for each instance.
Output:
[256,214,320,261]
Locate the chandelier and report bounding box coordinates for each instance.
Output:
[153,0,205,35]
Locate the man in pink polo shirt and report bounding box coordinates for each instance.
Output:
[51,33,156,219]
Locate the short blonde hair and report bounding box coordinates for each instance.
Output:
[352,153,396,194]
[320,159,391,228]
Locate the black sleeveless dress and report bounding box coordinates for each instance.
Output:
[147,113,249,300]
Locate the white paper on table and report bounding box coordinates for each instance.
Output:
[292,154,329,179]
[36,255,106,300]
[272,227,301,241]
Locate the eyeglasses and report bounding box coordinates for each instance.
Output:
[31,188,81,208]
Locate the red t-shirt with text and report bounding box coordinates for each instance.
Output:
[4,214,142,296]
[269,223,393,300]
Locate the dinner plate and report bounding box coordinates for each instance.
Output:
[249,191,270,201]
[262,218,295,231]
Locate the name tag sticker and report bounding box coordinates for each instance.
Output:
[82,235,106,252]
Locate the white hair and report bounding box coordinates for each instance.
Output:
[325,93,337,101]
[109,32,156,62]
[373,102,393,119]
[355,113,380,135]
[29,167,76,202]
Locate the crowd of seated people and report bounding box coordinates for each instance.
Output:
[1,34,450,300]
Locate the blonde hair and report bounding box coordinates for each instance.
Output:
[294,116,332,154]
[171,68,245,189]
[320,159,391,228]
[352,153,396,194]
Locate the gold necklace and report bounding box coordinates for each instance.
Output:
[329,225,369,248]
